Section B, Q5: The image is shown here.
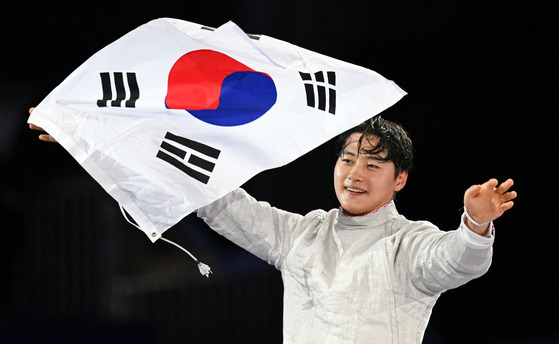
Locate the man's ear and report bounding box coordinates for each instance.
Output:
[394,171,408,192]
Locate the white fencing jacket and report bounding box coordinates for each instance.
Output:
[197,188,494,343]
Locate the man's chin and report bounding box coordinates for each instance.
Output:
[341,207,364,217]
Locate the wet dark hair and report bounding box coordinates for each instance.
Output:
[336,117,414,178]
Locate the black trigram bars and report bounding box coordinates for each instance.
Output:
[97,72,140,108]
[156,132,221,184]
[299,71,336,115]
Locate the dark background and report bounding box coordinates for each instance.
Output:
[1,0,556,343]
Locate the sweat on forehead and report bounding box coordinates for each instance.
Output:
[344,134,386,157]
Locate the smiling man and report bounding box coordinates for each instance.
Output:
[196,116,517,343]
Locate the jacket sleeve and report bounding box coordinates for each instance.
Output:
[196,188,304,269]
[397,215,494,296]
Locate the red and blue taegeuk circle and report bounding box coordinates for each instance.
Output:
[165,49,277,126]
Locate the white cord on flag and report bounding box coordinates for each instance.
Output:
[118,204,212,277]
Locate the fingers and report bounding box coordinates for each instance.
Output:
[497,178,514,193]
[483,178,499,190]
[466,178,517,204]
[502,189,517,202]
[494,179,517,204]
[500,200,515,212]
[29,107,34,114]
[492,178,517,214]
[39,134,57,143]
[29,122,57,143]
[482,178,516,196]
[29,123,45,131]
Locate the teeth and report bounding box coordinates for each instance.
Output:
[346,187,365,193]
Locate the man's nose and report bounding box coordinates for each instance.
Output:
[347,164,364,181]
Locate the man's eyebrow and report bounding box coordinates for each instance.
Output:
[341,150,357,157]
[357,153,387,163]
[341,150,386,162]
[367,155,386,162]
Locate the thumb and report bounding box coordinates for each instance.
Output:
[464,184,482,201]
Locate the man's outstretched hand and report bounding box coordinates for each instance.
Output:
[463,178,517,236]
[28,107,57,143]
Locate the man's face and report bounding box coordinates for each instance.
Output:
[334,133,408,216]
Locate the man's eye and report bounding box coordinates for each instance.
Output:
[367,164,378,169]
[342,158,353,164]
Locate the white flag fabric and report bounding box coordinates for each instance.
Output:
[28,18,406,242]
